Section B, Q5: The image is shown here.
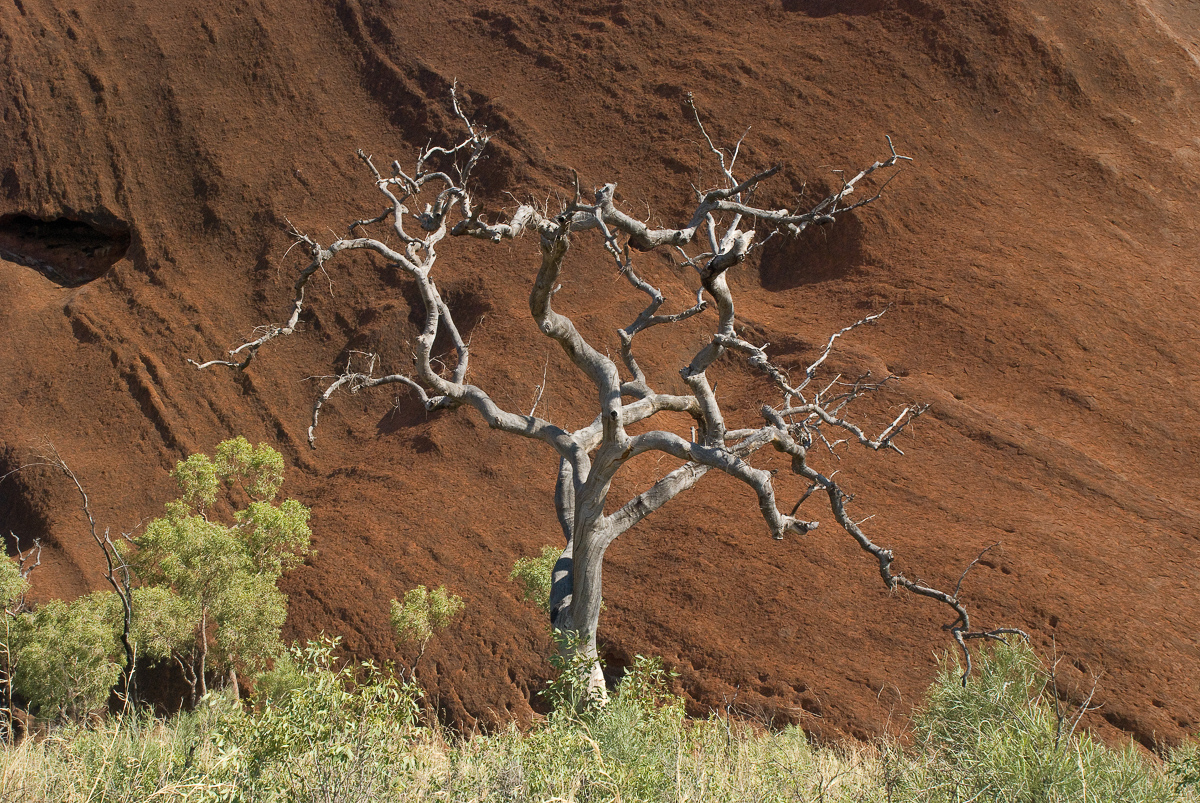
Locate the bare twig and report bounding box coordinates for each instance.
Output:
[36,447,139,705]
[194,85,1015,691]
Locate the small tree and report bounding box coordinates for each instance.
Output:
[390,585,464,683]
[197,88,1019,697]
[133,437,312,703]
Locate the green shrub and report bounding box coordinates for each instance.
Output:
[903,641,1182,802]
[509,546,559,613]
[12,591,123,722]
[391,585,465,647]
[0,556,30,737]
[538,631,604,716]
[130,584,197,666]
[214,637,420,801]
[1172,740,1200,794]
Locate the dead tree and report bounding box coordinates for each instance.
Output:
[195,88,1019,697]
[9,449,139,705]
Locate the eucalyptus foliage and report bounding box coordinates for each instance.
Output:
[0,559,26,610]
[391,585,465,647]
[509,546,559,614]
[132,437,312,699]
[12,591,123,721]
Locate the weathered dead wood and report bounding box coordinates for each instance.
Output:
[196,87,1023,696]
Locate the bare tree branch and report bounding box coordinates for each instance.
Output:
[195,86,1016,696]
[10,447,140,705]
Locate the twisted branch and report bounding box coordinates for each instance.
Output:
[194,85,1018,681]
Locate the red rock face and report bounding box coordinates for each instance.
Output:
[1,0,1198,744]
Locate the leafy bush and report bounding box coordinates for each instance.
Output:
[509,546,560,613]
[130,584,198,666]
[12,591,123,722]
[1172,740,1200,794]
[213,637,420,801]
[391,585,465,646]
[0,556,30,736]
[538,631,605,715]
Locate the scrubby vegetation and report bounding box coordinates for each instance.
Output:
[0,641,1195,802]
[0,438,312,731]
[131,437,313,703]
[3,444,1196,801]
[509,546,560,614]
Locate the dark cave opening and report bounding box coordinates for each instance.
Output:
[0,213,130,286]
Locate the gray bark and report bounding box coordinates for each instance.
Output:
[197,87,1024,693]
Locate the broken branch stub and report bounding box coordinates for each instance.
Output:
[196,87,1022,694]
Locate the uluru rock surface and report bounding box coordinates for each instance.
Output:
[1,0,1198,743]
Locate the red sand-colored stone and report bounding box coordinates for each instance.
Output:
[1,0,1198,744]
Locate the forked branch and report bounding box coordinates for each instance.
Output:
[194,86,1018,683]
[4,447,140,703]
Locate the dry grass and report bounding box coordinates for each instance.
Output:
[1,644,1195,803]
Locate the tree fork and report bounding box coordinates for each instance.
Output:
[196,86,1024,697]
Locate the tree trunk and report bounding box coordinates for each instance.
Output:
[198,609,208,699]
[118,597,136,706]
[177,656,198,709]
[549,502,610,704]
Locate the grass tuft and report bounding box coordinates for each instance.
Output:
[1,641,1195,802]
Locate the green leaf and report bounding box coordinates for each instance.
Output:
[509,545,560,613]
[132,438,312,682]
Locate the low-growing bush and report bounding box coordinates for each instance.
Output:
[902,641,1185,802]
[213,637,421,801]
[0,640,1196,802]
[1172,740,1200,794]
[12,591,123,723]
